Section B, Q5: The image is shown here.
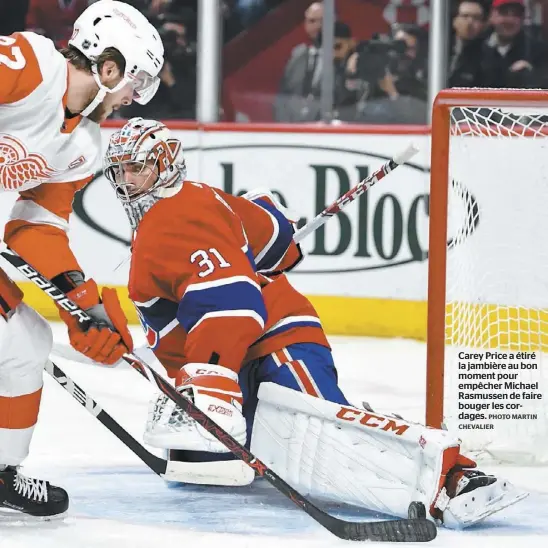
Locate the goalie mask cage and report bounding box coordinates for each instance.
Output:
[426,88,548,464]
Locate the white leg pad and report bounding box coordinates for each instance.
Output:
[250,383,460,519]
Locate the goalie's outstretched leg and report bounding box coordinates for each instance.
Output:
[251,382,528,530]
[144,338,527,529]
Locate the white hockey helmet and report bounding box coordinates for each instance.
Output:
[69,0,164,117]
[104,117,186,229]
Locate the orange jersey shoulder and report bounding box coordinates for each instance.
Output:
[130,181,255,301]
[0,33,43,104]
[219,190,303,274]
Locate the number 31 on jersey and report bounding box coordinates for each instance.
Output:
[191,248,231,278]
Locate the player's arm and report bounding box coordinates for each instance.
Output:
[144,196,267,374]
[139,193,265,453]
[176,228,266,373]
[4,181,133,365]
[4,180,89,282]
[225,189,303,275]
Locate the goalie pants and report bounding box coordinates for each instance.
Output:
[0,268,52,466]
[239,342,349,442]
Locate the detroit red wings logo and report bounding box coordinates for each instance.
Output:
[0,134,58,190]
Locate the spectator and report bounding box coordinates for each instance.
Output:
[482,0,548,88]
[25,0,90,48]
[273,2,324,122]
[332,22,358,120]
[449,0,488,87]
[388,23,428,102]
[121,12,196,119]
[0,0,29,35]
[342,24,429,124]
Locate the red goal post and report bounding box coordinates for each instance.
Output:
[426,88,548,453]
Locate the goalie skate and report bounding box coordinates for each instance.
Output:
[435,468,529,529]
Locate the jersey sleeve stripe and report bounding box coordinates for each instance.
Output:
[251,199,295,272]
[185,275,261,293]
[252,315,322,345]
[188,309,265,333]
[133,296,160,308]
[254,206,280,265]
[9,200,69,232]
[177,279,267,333]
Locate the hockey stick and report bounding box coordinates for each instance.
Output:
[44,359,194,482]
[293,143,419,243]
[0,244,436,542]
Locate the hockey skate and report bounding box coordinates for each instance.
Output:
[433,463,529,529]
[0,466,69,518]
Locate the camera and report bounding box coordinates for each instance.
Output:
[157,25,197,67]
[353,34,407,84]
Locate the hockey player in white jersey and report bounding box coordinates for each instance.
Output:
[105,119,528,530]
[0,1,163,517]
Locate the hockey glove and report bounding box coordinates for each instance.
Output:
[58,279,133,366]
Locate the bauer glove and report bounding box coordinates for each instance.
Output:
[58,279,133,365]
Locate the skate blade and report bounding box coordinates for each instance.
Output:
[0,507,68,524]
[444,480,529,529]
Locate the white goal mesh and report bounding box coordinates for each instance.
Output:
[443,105,548,464]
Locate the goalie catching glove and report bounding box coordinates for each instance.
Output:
[145,363,247,451]
[58,278,133,365]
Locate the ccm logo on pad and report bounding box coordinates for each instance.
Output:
[336,407,410,435]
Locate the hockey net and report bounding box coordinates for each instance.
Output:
[426,89,548,465]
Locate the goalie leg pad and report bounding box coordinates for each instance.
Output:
[250,382,461,520]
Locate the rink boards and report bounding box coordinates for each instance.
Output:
[1,123,546,343]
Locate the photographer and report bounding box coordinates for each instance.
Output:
[121,13,196,119]
[341,24,428,124]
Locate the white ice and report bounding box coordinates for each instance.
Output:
[1,325,547,547]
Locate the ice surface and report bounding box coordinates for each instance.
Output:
[1,325,547,547]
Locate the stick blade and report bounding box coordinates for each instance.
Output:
[329,517,437,542]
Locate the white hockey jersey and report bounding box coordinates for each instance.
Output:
[0,31,102,278]
[0,32,101,192]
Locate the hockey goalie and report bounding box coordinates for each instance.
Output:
[104,117,527,530]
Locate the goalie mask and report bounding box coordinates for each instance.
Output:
[104,117,187,229]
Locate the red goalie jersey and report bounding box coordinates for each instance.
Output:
[129,182,329,375]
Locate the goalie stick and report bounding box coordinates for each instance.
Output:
[293,143,419,243]
[0,243,435,542]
